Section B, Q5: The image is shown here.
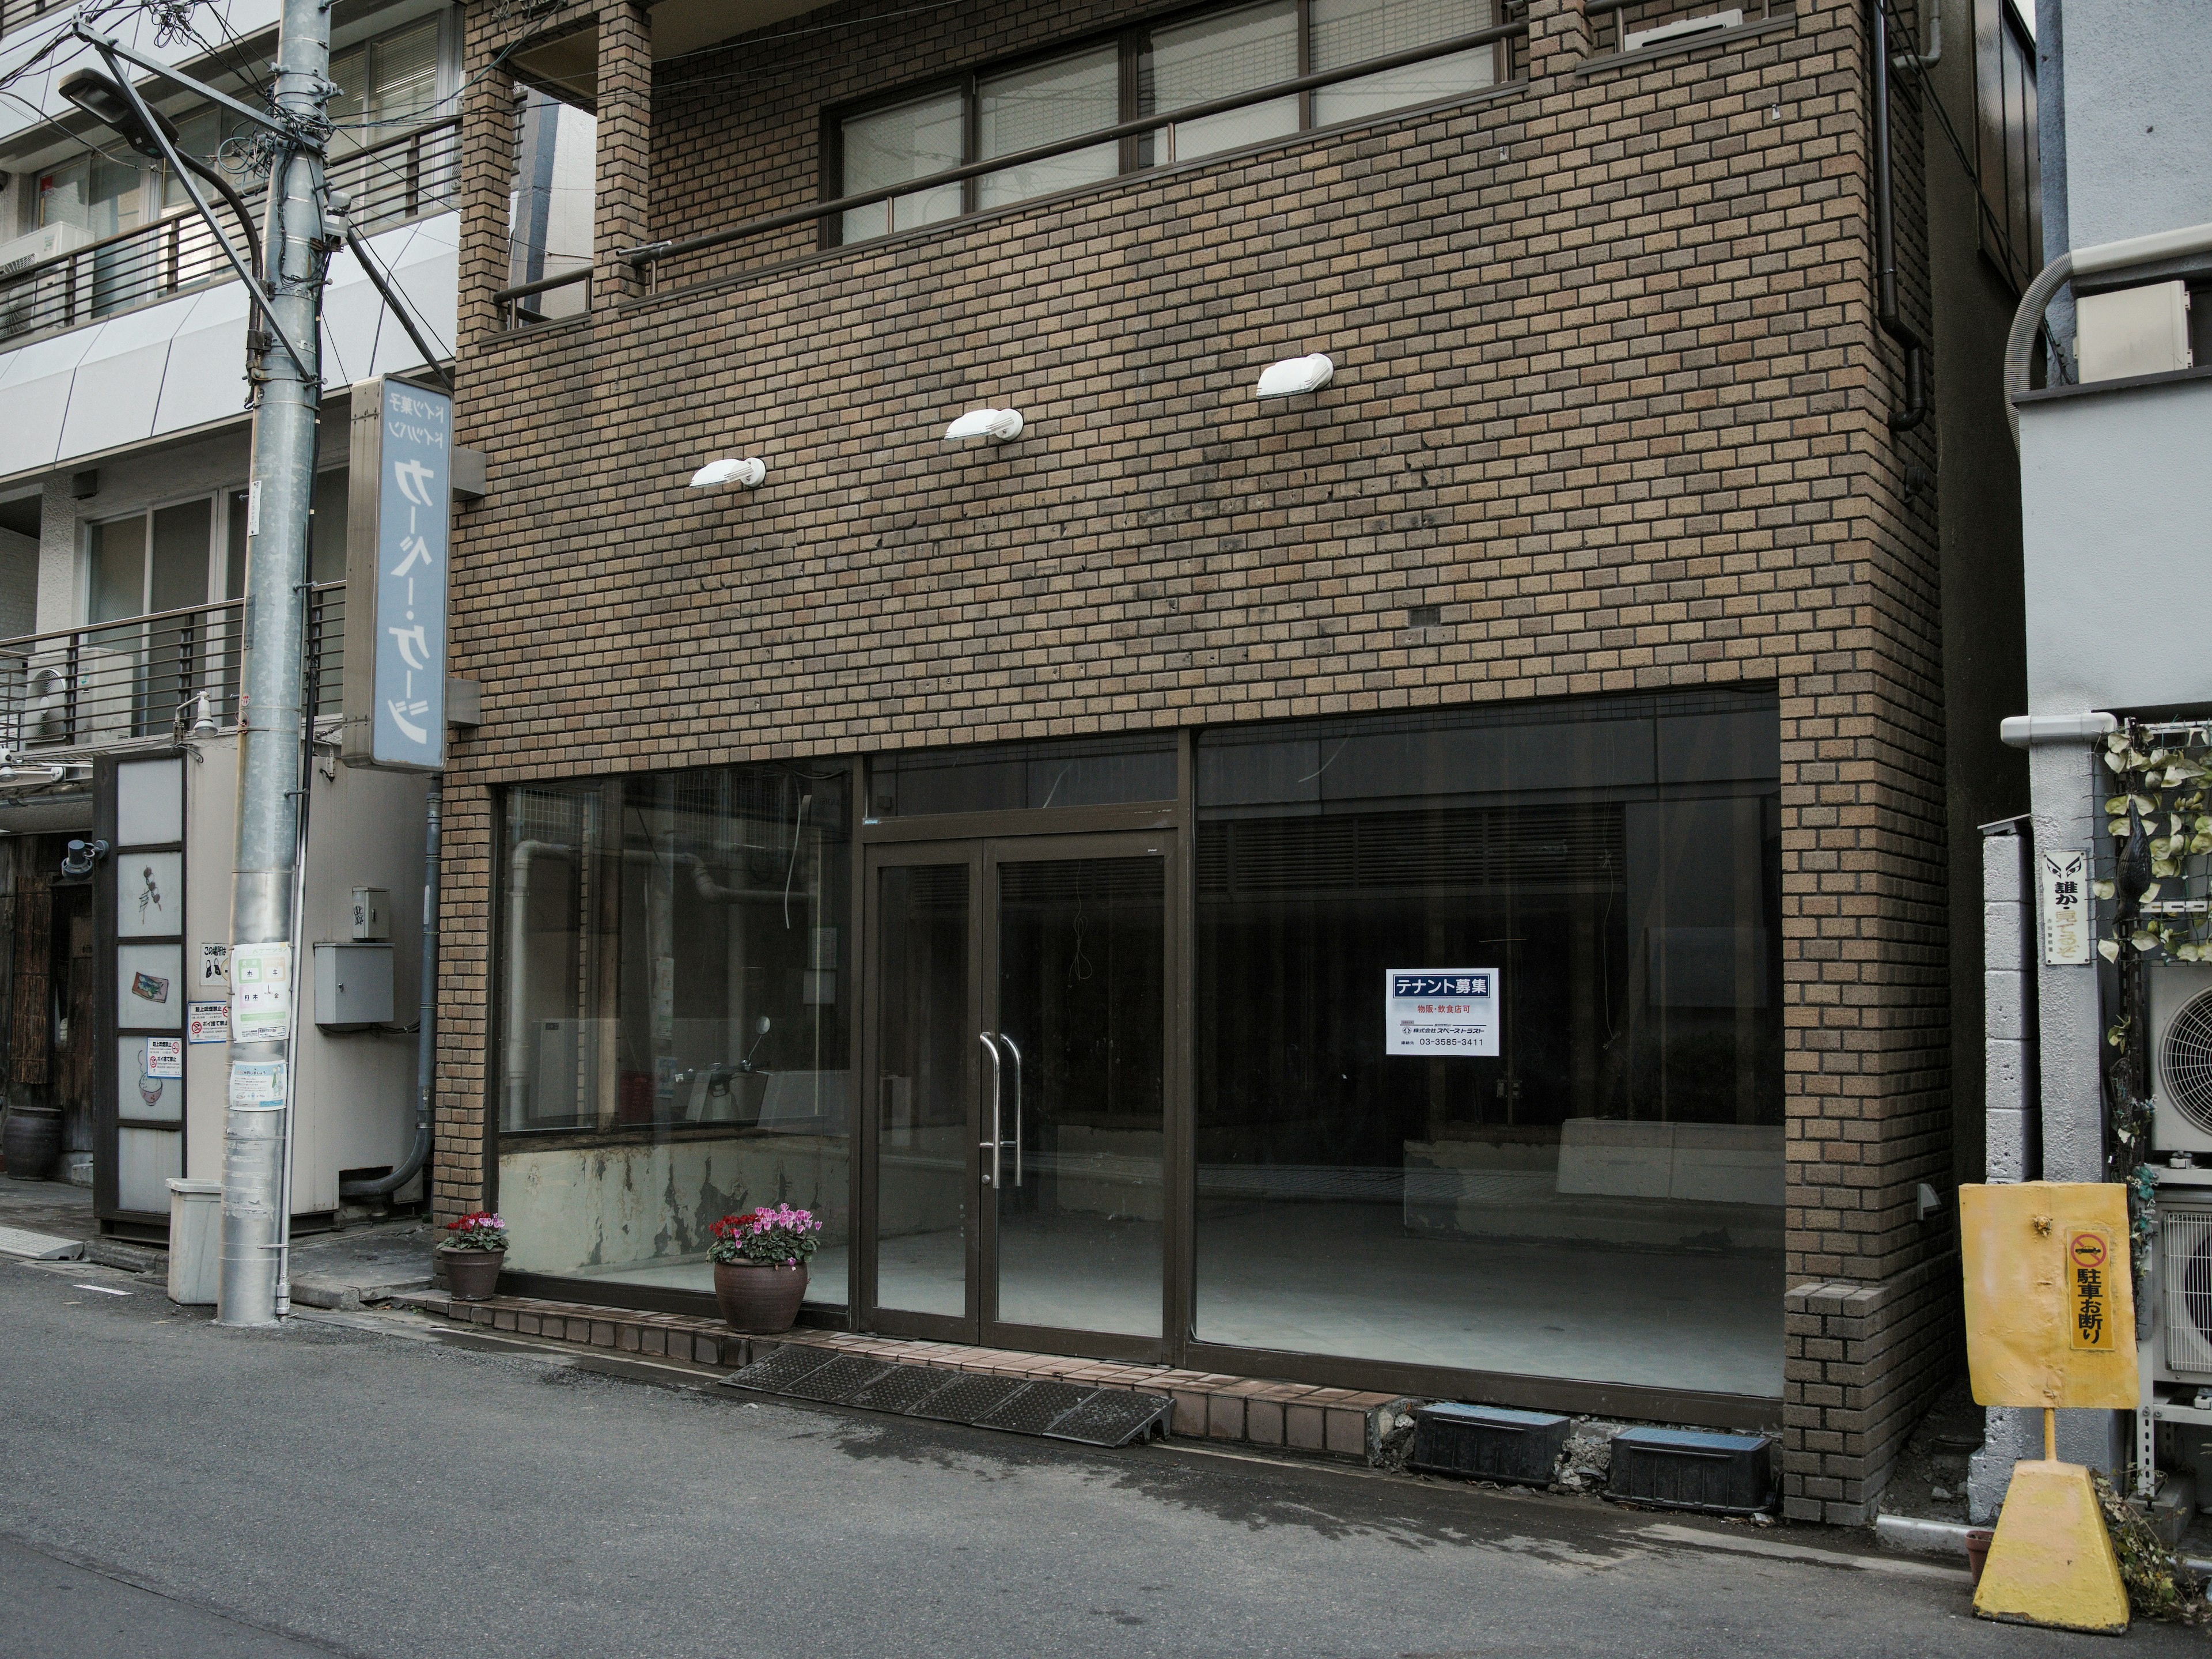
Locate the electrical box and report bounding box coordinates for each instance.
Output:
[2077,281,2193,382]
[350,887,390,941]
[314,941,393,1028]
[1408,1404,1571,1485]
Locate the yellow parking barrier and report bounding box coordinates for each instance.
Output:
[1961,1182,2135,1635]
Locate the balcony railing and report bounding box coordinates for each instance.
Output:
[0,117,459,350]
[497,18,1533,327]
[0,584,345,753]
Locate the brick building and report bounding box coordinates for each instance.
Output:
[429,0,2036,1524]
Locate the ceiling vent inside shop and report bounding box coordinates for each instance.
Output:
[1197,804,1626,897]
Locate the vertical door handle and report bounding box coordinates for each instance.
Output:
[997,1034,1022,1188]
[978,1032,1002,1188]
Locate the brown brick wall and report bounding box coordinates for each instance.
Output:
[441,0,1965,1521]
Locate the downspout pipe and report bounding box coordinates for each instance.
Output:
[1892,0,1939,70]
[1870,0,1929,434]
[341,779,440,1201]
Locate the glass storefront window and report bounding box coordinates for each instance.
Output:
[1192,688,1783,1397]
[495,764,851,1305]
[869,734,1175,819]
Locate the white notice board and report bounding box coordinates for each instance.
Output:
[1384,969,1500,1056]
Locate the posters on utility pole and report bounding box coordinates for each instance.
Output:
[1384,969,1500,1056]
[343,376,450,771]
[229,942,293,1042]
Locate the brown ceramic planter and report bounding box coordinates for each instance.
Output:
[439,1245,505,1301]
[714,1260,808,1332]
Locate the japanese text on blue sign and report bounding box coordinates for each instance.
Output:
[372,382,450,768]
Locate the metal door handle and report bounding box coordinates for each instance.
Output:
[997,1033,1022,1188]
[978,1032,1002,1188]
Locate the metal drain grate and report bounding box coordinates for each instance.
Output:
[719,1351,1171,1448]
[972,1380,1094,1435]
[848,1363,961,1415]
[726,1343,840,1392]
[1041,1389,1174,1448]
[781,1355,895,1402]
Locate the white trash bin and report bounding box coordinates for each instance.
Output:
[166,1177,222,1305]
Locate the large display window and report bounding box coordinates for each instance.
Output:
[1192,688,1783,1396]
[494,766,851,1305]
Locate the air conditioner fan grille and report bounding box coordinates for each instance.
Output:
[2162,990,2212,1135]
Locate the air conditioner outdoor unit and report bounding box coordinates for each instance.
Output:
[0,222,93,333]
[2151,963,2212,1155]
[2158,1205,2212,1382]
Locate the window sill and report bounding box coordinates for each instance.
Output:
[1576,12,1796,78]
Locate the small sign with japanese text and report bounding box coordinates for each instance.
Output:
[1384,969,1499,1056]
[229,942,292,1042]
[2069,1229,2116,1351]
[2041,849,2093,966]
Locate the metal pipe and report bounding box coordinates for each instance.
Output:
[1892,0,1940,70]
[218,0,331,1329]
[1869,0,1929,435]
[341,778,438,1200]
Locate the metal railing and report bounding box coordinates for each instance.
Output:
[495,18,1532,325]
[0,117,459,350]
[0,584,345,753]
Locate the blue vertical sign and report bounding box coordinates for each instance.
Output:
[369,381,449,768]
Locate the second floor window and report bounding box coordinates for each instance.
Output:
[329,15,442,156]
[834,0,1501,244]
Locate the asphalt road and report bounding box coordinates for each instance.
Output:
[0,1255,2195,1659]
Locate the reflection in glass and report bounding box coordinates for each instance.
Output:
[873,863,971,1317]
[496,766,851,1304]
[1143,1,1301,162]
[994,856,1165,1337]
[1309,0,1497,126]
[1194,690,1783,1396]
[976,46,1121,209]
[840,90,967,244]
[870,733,1176,819]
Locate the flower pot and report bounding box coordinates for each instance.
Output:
[714,1259,808,1333]
[2,1106,62,1181]
[1964,1527,1994,1586]
[438,1245,505,1301]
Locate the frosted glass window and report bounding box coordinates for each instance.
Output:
[839,90,965,244]
[116,758,184,846]
[117,1126,183,1213]
[976,46,1120,210]
[117,851,183,938]
[1310,0,1496,126]
[1145,1,1301,162]
[119,1039,183,1123]
[117,943,185,1031]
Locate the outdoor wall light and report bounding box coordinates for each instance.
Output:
[1256,353,1335,399]
[944,408,1024,444]
[688,457,767,491]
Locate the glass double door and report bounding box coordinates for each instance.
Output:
[864,833,1171,1357]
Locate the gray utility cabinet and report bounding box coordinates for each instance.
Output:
[313,941,394,1028]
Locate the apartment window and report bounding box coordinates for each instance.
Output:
[88,499,222,624]
[329,16,442,155]
[1973,0,2040,291]
[832,0,1501,243]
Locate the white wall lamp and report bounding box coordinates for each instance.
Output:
[688,457,767,490]
[944,408,1024,444]
[1256,353,1335,399]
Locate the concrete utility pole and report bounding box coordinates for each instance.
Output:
[218,0,334,1328]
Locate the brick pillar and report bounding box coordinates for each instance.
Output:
[454,9,516,361]
[1522,0,1590,81]
[593,0,652,306]
[432,783,494,1222]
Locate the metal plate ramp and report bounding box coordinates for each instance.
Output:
[719,1346,1172,1448]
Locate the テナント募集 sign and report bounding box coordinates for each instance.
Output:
[343,377,450,770]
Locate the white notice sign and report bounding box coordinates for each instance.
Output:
[143,1038,183,1079]
[200,942,230,984]
[1385,969,1500,1056]
[2041,849,2093,966]
[229,942,293,1041]
[228,1060,286,1107]
[188,1001,229,1044]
